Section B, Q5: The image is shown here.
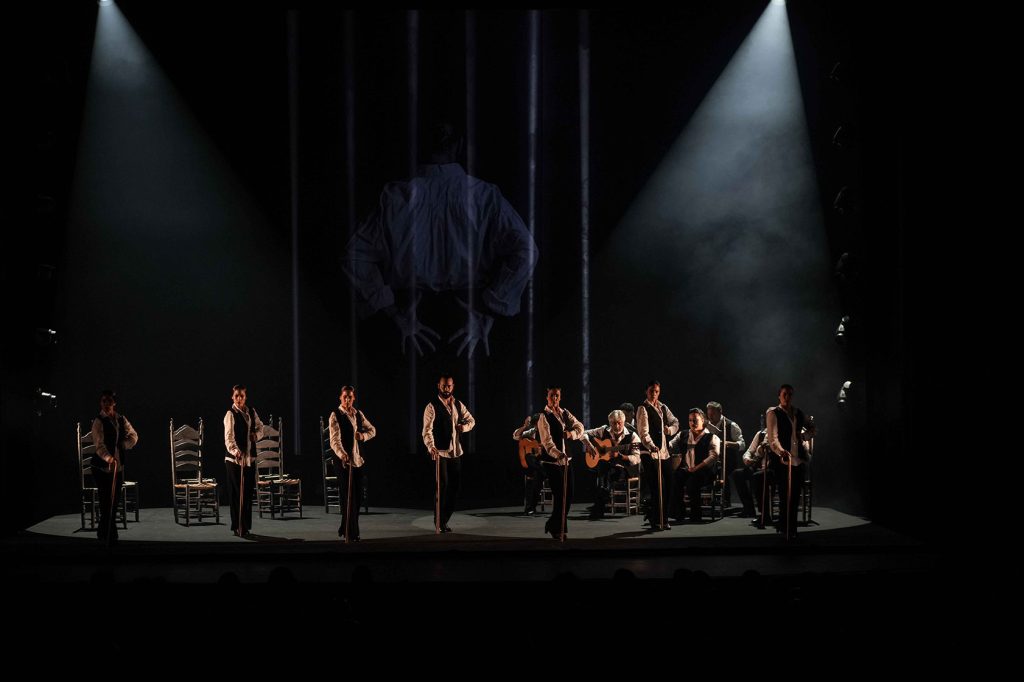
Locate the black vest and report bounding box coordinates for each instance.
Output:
[640,402,665,447]
[92,413,127,472]
[541,407,571,448]
[431,396,463,451]
[690,431,714,466]
[333,408,364,456]
[771,406,808,461]
[229,406,255,457]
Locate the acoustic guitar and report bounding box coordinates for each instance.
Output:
[518,437,542,469]
[585,437,644,469]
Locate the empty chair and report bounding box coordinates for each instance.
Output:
[254,417,302,519]
[169,418,219,525]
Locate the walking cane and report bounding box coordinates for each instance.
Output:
[435,452,441,534]
[758,449,769,530]
[656,423,668,530]
[238,455,246,537]
[785,450,793,541]
[107,459,119,547]
[344,458,354,544]
[559,453,569,543]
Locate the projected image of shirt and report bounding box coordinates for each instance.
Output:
[344,162,537,357]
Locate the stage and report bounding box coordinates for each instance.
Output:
[3,504,944,657]
[7,505,933,583]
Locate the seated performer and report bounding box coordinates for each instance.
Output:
[731,423,773,522]
[669,408,720,523]
[513,412,544,515]
[704,401,745,508]
[583,409,641,519]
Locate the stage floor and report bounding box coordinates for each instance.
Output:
[30,504,866,543]
[4,504,936,584]
[4,503,945,653]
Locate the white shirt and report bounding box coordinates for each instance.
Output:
[223,405,265,467]
[636,400,680,460]
[422,397,476,458]
[536,405,585,466]
[765,407,811,464]
[91,413,139,468]
[743,431,767,466]
[329,407,377,468]
[344,163,538,317]
[680,429,721,469]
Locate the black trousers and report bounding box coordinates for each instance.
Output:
[753,468,775,525]
[335,460,365,539]
[593,460,631,510]
[721,447,737,505]
[435,456,462,527]
[543,461,574,536]
[673,465,715,521]
[641,454,675,527]
[92,466,122,540]
[225,460,255,533]
[772,461,805,537]
[731,465,758,513]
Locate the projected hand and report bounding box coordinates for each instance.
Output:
[387,295,440,356]
[449,298,494,358]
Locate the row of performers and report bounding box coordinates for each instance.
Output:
[512,380,815,540]
[83,379,813,545]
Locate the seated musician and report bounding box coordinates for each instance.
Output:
[669,408,720,523]
[732,425,773,522]
[583,409,641,520]
[513,413,544,515]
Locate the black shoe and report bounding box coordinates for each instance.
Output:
[441,524,453,533]
[524,507,536,516]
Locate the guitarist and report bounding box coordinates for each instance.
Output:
[513,413,544,515]
[583,410,641,519]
